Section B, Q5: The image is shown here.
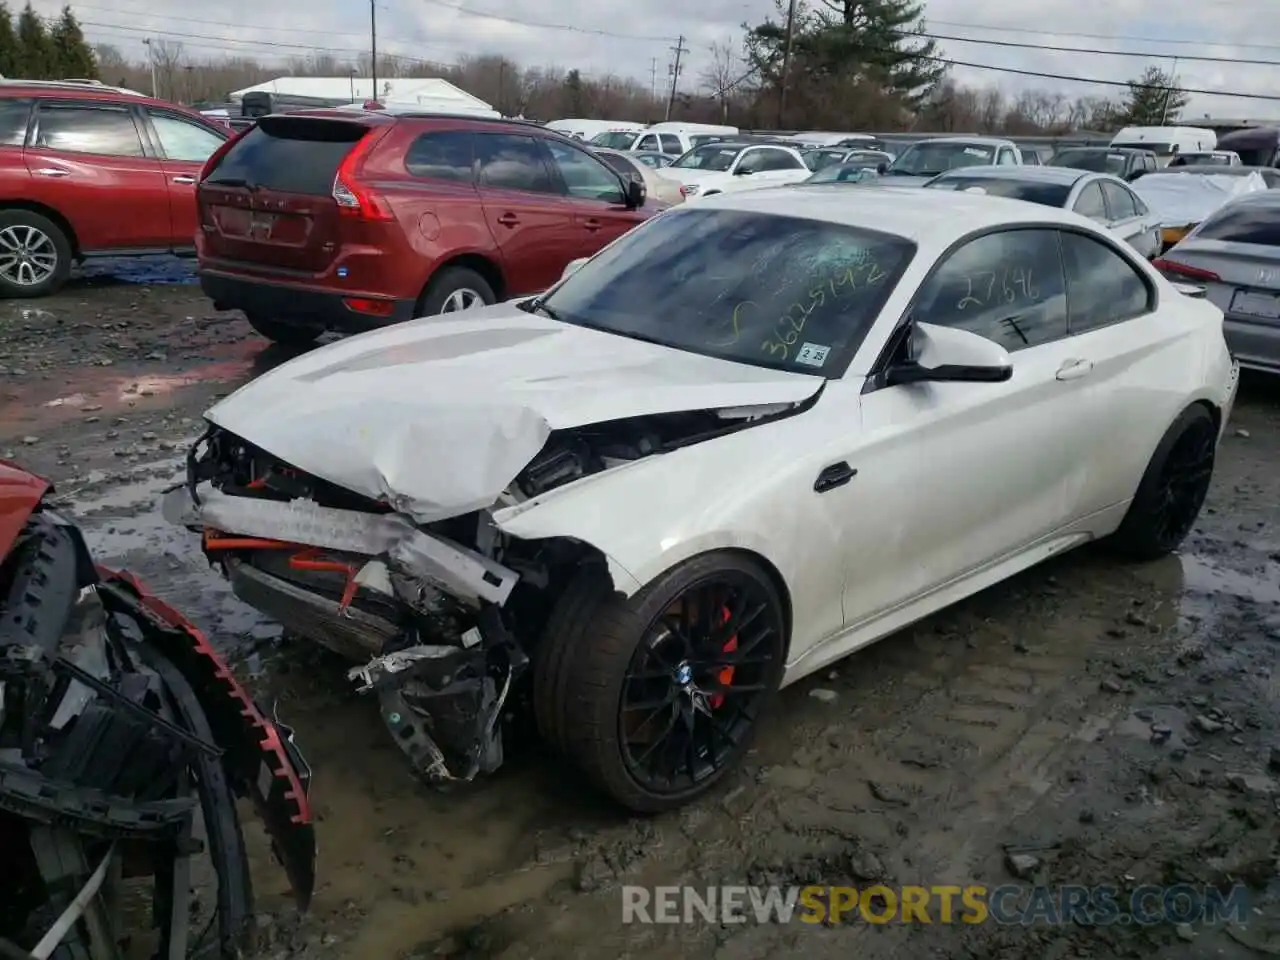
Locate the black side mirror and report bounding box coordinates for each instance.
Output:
[624,178,644,208]
[885,360,1012,386]
[877,162,888,174]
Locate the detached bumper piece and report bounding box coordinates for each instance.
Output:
[175,428,528,788]
[0,508,316,959]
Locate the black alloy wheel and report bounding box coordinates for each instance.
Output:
[1149,413,1217,549]
[617,570,784,797]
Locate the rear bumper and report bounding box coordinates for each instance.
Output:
[200,269,417,333]
[1224,317,1280,375]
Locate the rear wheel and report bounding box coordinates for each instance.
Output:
[0,209,71,298]
[535,553,788,812]
[1109,405,1217,561]
[419,266,495,316]
[243,313,320,348]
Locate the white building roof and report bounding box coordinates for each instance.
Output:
[229,76,493,113]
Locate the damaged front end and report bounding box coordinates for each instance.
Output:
[170,397,812,788]
[0,470,315,959]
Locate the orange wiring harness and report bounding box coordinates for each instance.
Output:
[202,529,362,613]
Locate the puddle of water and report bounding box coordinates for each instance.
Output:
[1180,554,1280,607]
[64,457,279,651]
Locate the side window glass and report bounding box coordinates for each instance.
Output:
[0,98,31,146]
[1100,181,1137,219]
[544,140,625,202]
[637,134,659,152]
[998,148,1016,165]
[736,149,764,173]
[660,134,682,154]
[1060,232,1153,333]
[1073,182,1107,220]
[474,133,558,195]
[913,229,1068,353]
[147,112,226,163]
[405,130,474,182]
[756,148,803,170]
[36,104,143,157]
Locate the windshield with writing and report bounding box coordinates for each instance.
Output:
[536,208,915,376]
[888,142,995,176]
[1050,149,1125,175]
[590,131,639,149]
[672,144,743,171]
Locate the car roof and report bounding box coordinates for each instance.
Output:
[912,136,1014,147]
[694,184,1098,243]
[931,166,1087,186]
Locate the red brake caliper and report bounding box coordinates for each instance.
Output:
[709,605,737,710]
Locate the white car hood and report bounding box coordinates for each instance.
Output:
[206,307,822,523]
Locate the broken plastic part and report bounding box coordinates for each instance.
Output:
[171,487,519,607]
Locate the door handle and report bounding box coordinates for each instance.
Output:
[1055,358,1094,381]
[814,461,857,493]
[496,213,519,227]
[582,218,601,231]
[172,175,195,184]
[33,167,68,177]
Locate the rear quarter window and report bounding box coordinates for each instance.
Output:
[204,119,368,195]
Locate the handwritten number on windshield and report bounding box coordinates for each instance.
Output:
[712,300,756,347]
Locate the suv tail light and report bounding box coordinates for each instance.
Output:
[199,126,248,183]
[333,130,394,221]
[1152,258,1221,282]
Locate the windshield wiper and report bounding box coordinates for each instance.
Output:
[520,298,563,320]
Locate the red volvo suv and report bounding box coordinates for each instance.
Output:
[195,110,662,346]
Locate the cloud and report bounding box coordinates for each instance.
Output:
[31,0,1280,120]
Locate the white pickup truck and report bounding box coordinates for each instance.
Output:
[878,136,1024,186]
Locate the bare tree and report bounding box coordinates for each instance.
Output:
[149,40,184,102]
[699,40,740,122]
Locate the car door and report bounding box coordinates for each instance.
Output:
[733,146,806,186]
[141,108,229,251]
[1071,180,1109,228]
[542,137,641,255]
[26,98,170,250]
[634,133,662,155]
[473,131,580,296]
[848,228,1099,625]
[1056,228,1192,515]
[1098,178,1144,246]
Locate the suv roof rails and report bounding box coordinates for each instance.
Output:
[0,78,148,96]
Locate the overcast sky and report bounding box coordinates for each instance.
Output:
[29,0,1280,120]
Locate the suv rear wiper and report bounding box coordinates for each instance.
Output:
[206,177,258,191]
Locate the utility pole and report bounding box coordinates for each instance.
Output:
[650,57,658,101]
[142,38,157,99]
[665,36,685,121]
[370,0,378,103]
[1159,56,1180,125]
[778,0,798,128]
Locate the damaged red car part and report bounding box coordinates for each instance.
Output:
[0,459,316,959]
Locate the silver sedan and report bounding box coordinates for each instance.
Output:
[922,166,1163,259]
[1155,190,1280,374]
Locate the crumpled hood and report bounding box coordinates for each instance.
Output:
[206,307,821,523]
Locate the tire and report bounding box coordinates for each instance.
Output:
[0,209,72,298]
[418,266,495,316]
[244,313,319,348]
[534,552,788,813]
[1109,404,1217,562]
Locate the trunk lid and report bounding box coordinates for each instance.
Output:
[198,115,376,273]
[1161,238,1280,322]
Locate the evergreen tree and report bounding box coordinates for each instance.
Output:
[0,4,18,78]
[15,2,54,79]
[50,6,95,78]
[746,0,944,122]
[1119,66,1189,125]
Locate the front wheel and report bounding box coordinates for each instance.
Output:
[535,553,788,812]
[1109,404,1217,561]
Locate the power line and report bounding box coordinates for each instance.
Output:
[917,29,1280,67]
[927,17,1280,54]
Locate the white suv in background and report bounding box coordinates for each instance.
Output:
[656,141,812,199]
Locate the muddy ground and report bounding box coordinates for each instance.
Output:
[2,271,1279,960]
